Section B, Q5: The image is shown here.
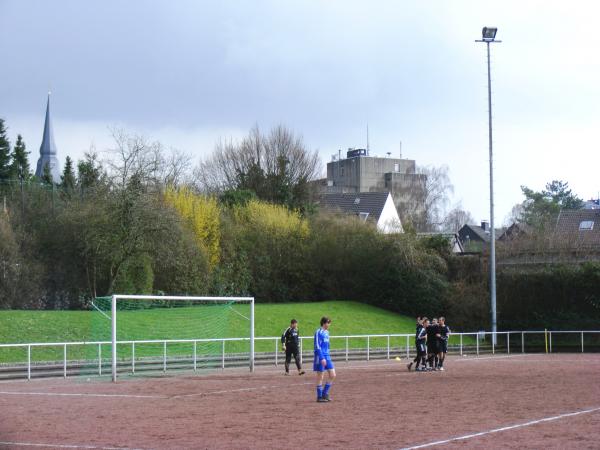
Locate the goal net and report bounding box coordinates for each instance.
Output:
[89,295,254,382]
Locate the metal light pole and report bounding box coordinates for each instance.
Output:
[476,27,501,344]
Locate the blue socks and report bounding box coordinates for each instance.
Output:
[316,385,323,399]
[323,383,331,396]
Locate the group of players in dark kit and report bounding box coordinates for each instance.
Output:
[281,315,451,404]
[407,316,450,372]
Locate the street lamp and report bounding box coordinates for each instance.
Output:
[476,27,501,344]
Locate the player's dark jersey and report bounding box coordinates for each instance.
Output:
[439,324,450,341]
[426,324,439,342]
[416,326,427,344]
[281,327,300,348]
[415,323,423,342]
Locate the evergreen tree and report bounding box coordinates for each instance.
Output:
[41,163,53,185]
[77,152,103,190]
[9,134,31,182]
[520,180,583,228]
[60,156,76,190]
[0,119,11,182]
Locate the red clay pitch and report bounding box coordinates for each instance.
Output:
[0,353,599,449]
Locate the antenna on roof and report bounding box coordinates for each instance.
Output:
[366,123,370,155]
[399,141,402,159]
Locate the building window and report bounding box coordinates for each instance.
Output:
[394,163,399,172]
[579,220,594,230]
[341,167,344,177]
[359,212,369,222]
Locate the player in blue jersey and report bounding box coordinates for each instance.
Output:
[314,316,335,402]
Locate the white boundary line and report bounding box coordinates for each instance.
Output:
[0,391,166,399]
[0,441,144,449]
[173,381,313,398]
[453,354,530,362]
[400,406,600,449]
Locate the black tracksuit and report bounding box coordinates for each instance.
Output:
[281,326,302,372]
[439,324,450,353]
[413,323,424,363]
[416,326,427,367]
[426,324,440,355]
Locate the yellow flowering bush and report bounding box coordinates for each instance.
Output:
[164,186,221,269]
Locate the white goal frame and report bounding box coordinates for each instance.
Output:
[110,295,255,382]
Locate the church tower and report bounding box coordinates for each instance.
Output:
[35,93,61,182]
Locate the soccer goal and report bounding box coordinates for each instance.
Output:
[90,295,254,382]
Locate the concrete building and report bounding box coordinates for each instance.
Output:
[319,148,427,221]
[35,94,61,182]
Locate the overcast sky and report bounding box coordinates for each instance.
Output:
[1,0,599,223]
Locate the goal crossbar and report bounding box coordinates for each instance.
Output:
[110,295,255,382]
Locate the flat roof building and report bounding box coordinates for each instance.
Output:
[319,148,427,227]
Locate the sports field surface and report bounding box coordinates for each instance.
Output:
[1,353,598,449]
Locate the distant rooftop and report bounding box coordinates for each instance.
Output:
[320,192,390,222]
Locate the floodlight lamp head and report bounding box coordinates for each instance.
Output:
[482,27,498,41]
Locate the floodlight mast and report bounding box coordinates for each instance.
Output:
[475,27,501,345]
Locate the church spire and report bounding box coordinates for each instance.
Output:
[35,92,61,181]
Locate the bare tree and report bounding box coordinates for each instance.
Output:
[105,128,192,188]
[443,203,475,233]
[504,202,525,227]
[401,165,453,231]
[195,125,321,206]
[162,148,193,187]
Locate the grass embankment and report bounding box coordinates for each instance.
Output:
[0,301,466,363]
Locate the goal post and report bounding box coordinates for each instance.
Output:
[109,295,255,382]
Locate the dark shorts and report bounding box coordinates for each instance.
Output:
[427,342,439,354]
[416,342,426,354]
[440,340,448,353]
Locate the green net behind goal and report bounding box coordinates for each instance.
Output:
[86,296,252,379]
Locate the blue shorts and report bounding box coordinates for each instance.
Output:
[313,355,334,372]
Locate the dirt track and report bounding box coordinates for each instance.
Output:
[0,354,599,449]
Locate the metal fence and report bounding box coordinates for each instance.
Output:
[1,330,599,381]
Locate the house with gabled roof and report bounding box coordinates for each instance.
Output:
[555,209,600,249]
[320,192,403,234]
[498,222,532,241]
[458,221,505,252]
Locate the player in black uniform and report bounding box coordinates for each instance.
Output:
[281,319,305,376]
[407,316,423,371]
[438,317,450,371]
[426,318,440,370]
[415,318,429,371]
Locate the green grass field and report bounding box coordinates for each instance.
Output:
[0,301,415,343]
[0,301,468,364]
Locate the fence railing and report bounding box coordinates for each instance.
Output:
[1,330,599,381]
